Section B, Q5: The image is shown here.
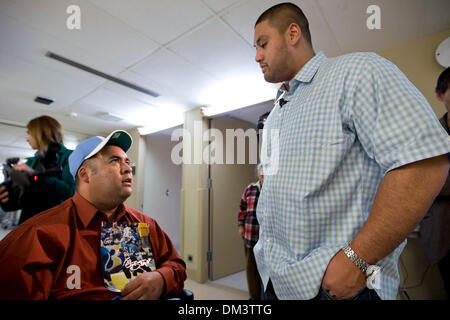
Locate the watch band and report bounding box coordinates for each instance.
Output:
[342,244,369,274]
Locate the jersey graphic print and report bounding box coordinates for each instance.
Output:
[100,222,156,292]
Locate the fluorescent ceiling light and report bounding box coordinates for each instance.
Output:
[97,112,124,122]
[200,74,278,117]
[46,52,160,98]
[0,118,26,128]
[64,140,79,150]
[134,107,184,135]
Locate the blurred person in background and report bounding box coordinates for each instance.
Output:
[238,164,264,300]
[0,115,75,224]
[419,67,450,299]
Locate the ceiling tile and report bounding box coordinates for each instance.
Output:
[0,92,68,137]
[218,0,279,46]
[78,87,158,124]
[222,0,342,56]
[117,70,200,109]
[202,0,242,13]
[0,12,118,86]
[0,81,97,138]
[89,0,213,45]
[0,124,27,146]
[0,0,159,68]
[61,100,140,133]
[130,48,219,104]
[113,70,176,104]
[103,80,194,112]
[168,18,256,81]
[0,52,98,111]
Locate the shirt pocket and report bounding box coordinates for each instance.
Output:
[290,135,352,200]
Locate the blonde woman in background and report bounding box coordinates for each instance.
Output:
[0,115,75,224]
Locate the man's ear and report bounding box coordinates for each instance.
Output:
[77,166,90,183]
[286,22,301,46]
[436,92,444,103]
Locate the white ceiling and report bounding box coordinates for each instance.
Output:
[0,0,449,163]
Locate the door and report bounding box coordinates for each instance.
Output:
[208,116,258,280]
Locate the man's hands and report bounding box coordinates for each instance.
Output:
[12,163,34,174]
[121,271,165,300]
[321,250,366,299]
[0,164,35,204]
[320,155,450,300]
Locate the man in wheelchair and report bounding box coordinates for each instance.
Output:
[0,130,189,300]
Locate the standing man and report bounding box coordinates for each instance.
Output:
[253,3,450,300]
[0,130,186,299]
[238,164,264,299]
[419,66,450,299]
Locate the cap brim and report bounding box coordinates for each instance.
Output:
[85,130,132,159]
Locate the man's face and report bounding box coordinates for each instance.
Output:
[87,145,133,204]
[254,19,290,83]
[438,86,450,113]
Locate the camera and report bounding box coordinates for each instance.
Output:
[0,142,62,212]
[0,158,22,212]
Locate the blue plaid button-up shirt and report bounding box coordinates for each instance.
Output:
[255,51,450,300]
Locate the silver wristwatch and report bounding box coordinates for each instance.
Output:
[342,244,369,273]
[342,244,382,290]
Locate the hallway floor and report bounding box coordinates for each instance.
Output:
[185,271,249,300]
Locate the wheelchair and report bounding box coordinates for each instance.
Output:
[166,289,194,301]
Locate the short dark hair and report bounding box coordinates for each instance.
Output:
[255,2,312,46]
[436,67,450,95]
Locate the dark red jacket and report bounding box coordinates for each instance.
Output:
[0,192,186,299]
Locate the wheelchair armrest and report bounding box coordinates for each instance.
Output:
[180,289,194,301]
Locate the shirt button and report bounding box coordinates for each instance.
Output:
[266,238,271,243]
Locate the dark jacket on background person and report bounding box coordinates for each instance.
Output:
[419,113,450,264]
[19,142,75,224]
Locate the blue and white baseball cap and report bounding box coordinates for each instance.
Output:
[69,130,132,180]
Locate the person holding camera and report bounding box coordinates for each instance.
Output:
[0,115,75,224]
